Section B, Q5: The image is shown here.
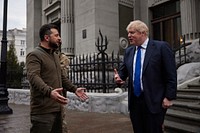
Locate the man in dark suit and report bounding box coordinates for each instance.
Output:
[114,20,177,133]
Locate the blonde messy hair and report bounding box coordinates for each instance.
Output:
[126,20,149,36]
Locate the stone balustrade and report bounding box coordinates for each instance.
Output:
[8,88,129,115]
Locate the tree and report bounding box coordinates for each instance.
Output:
[6,40,23,88]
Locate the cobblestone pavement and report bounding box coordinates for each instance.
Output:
[0,104,133,133]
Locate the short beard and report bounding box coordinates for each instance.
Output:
[49,41,59,49]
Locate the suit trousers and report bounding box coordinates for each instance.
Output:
[129,93,166,133]
[30,112,62,133]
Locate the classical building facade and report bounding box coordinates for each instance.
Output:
[26,0,200,55]
[26,0,133,55]
[0,28,26,63]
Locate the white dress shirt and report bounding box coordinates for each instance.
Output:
[133,38,149,91]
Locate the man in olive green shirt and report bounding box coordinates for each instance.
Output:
[26,24,88,133]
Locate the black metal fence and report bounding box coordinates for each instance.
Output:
[68,30,126,93]
[7,66,24,88]
[173,35,191,68]
[68,52,125,93]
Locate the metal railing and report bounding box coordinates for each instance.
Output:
[68,30,126,93]
[173,35,191,68]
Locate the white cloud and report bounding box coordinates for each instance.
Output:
[0,0,26,30]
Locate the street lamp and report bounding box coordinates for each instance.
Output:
[0,0,13,114]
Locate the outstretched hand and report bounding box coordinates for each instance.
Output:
[114,69,125,85]
[75,88,89,101]
[50,88,68,104]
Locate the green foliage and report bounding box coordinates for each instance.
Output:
[6,41,24,88]
[7,41,18,65]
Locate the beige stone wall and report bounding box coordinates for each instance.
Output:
[74,0,120,55]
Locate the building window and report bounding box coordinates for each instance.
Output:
[82,29,87,39]
[151,0,181,50]
[21,40,25,46]
[20,49,25,56]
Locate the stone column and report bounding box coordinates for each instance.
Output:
[26,0,42,54]
[134,0,149,26]
[180,0,200,41]
[61,0,75,55]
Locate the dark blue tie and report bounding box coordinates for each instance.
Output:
[134,46,142,97]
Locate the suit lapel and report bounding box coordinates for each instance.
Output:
[131,46,136,74]
[142,40,155,73]
[126,46,136,77]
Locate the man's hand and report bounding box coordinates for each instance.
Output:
[75,88,89,101]
[162,97,173,109]
[50,88,68,104]
[114,69,125,85]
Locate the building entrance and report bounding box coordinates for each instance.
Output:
[151,0,181,50]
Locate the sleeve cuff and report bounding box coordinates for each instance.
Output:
[48,87,53,98]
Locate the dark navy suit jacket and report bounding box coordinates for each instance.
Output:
[118,39,177,114]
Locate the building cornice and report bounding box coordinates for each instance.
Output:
[119,0,133,8]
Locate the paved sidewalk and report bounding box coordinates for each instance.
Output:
[0,104,133,133]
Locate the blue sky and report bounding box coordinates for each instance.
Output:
[0,0,26,30]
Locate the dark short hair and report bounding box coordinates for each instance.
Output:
[39,23,59,41]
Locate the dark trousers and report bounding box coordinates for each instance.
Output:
[129,93,166,133]
[30,112,62,133]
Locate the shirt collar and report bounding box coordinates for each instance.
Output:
[140,38,149,49]
[39,45,55,54]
